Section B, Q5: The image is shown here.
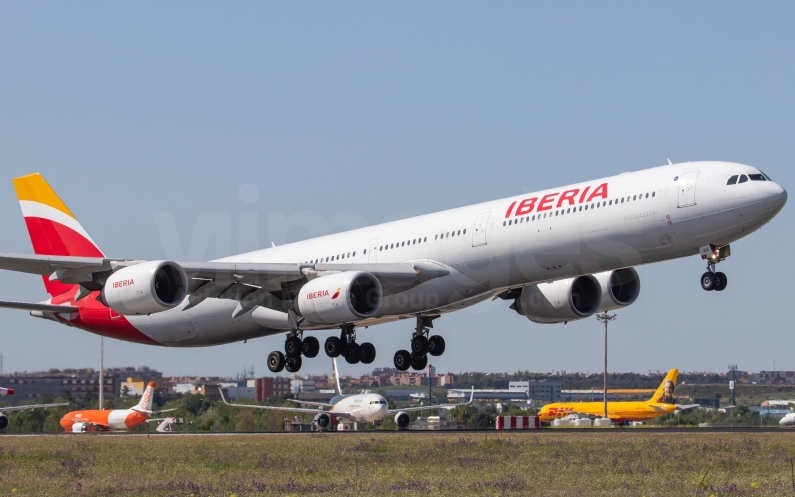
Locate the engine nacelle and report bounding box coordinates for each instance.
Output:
[101,261,187,315]
[296,271,382,325]
[513,275,602,324]
[0,414,8,431]
[593,268,641,313]
[71,422,87,433]
[394,411,411,430]
[314,412,331,430]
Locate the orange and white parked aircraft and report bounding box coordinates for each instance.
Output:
[538,369,699,424]
[60,381,172,432]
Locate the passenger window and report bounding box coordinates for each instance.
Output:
[423,237,427,242]
[727,175,738,185]
[633,195,636,200]
[652,191,655,197]
[458,230,461,235]
[532,215,535,220]
[584,205,588,210]
[463,229,467,234]
[748,174,766,181]
[738,174,748,183]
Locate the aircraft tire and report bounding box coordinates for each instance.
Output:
[428,335,445,356]
[411,335,429,355]
[700,272,717,291]
[267,351,286,373]
[285,355,302,373]
[302,336,320,358]
[285,336,303,357]
[360,342,376,364]
[394,350,411,371]
[410,352,428,371]
[715,272,728,291]
[343,342,361,364]
[324,336,344,357]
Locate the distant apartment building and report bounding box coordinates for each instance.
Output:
[254,377,291,402]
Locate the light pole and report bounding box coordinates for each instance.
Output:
[596,312,617,419]
[99,336,104,410]
[728,364,738,407]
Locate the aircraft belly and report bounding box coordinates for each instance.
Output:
[378,270,489,316]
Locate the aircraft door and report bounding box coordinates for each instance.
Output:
[368,238,379,263]
[472,211,491,247]
[677,171,699,207]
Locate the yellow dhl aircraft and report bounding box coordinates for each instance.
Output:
[538,369,699,423]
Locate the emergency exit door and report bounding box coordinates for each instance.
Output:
[368,238,379,263]
[472,211,491,247]
[678,171,700,207]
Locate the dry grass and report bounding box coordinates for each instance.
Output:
[1,431,794,496]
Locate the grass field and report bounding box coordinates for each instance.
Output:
[1,431,794,496]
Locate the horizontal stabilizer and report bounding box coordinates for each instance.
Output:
[0,300,78,313]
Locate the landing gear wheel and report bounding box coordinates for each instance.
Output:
[267,351,285,373]
[411,335,429,355]
[285,355,302,373]
[394,350,411,371]
[285,336,303,357]
[714,272,728,291]
[359,342,376,364]
[343,342,361,364]
[700,272,717,291]
[324,336,344,357]
[428,335,445,356]
[302,336,320,358]
[410,352,428,371]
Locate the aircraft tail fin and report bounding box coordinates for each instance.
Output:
[135,382,156,412]
[12,173,105,296]
[650,369,679,404]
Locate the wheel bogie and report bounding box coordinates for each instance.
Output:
[285,355,302,373]
[360,342,376,364]
[428,335,445,356]
[325,336,344,357]
[343,342,361,364]
[285,336,303,357]
[410,352,428,371]
[302,336,320,358]
[394,350,411,371]
[267,351,285,373]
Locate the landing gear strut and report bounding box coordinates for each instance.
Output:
[324,325,376,365]
[266,312,321,373]
[699,244,730,292]
[394,316,445,371]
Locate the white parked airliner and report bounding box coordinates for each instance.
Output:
[0,162,786,373]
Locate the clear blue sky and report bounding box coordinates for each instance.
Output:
[0,3,792,378]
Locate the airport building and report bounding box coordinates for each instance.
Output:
[509,381,563,403]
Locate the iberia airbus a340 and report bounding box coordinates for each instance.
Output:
[0,163,786,372]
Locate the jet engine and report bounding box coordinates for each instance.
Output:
[0,414,8,431]
[100,261,188,315]
[512,275,602,324]
[314,412,331,430]
[593,268,640,313]
[394,411,411,430]
[295,271,382,325]
[71,422,87,433]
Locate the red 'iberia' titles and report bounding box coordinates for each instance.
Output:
[505,183,609,218]
[307,290,329,299]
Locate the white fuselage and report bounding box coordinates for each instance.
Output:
[329,393,390,423]
[127,161,786,345]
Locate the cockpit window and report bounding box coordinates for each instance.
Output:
[761,171,773,180]
[748,174,766,181]
[738,174,748,184]
[727,175,738,185]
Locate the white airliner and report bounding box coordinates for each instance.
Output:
[220,359,473,430]
[0,386,68,432]
[0,162,786,373]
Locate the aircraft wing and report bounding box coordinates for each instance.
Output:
[675,404,701,410]
[220,389,320,413]
[0,301,79,313]
[0,402,68,412]
[288,399,334,408]
[0,253,450,311]
[388,386,474,414]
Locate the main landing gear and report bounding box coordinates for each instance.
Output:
[267,330,320,374]
[394,316,445,372]
[324,325,376,365]
[699,244,730,292]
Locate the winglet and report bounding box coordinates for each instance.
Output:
[667,158,673,165]
[467,386,474,404]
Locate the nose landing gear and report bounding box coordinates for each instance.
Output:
[394,315,445,371]
[699,244,730,292]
